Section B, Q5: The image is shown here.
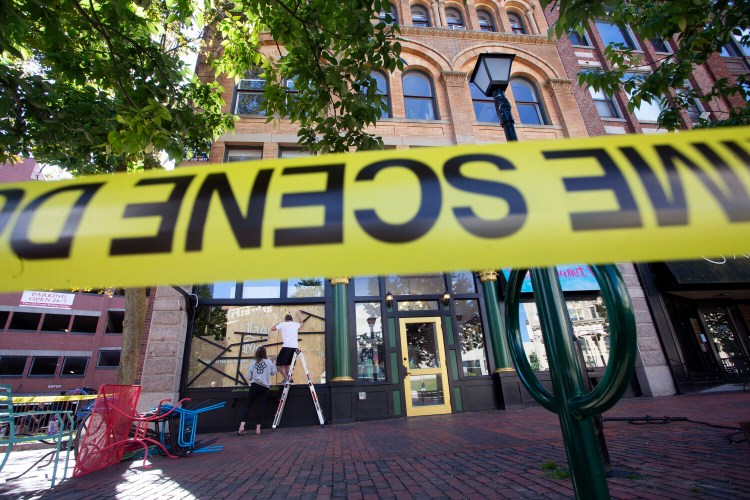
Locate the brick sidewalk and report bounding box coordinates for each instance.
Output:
[2,390,748,499]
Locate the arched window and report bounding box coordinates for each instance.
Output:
[403,72,437,120]
[508,12,526,34]
[445,7,465,29]
[411,5,430,27]
[469,83,498,123]
[372,71,391,118]
[477,10,495,32]
[510,78,547,125]
[378,3,398,25]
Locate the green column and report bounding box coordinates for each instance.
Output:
[479,270,513,371]
[330,277,353,382]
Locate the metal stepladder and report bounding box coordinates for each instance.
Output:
[272,350,325,429]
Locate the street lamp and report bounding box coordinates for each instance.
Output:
[367,316,379,381]
[469,53,517,141]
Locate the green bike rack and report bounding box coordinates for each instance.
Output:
[505,266,637,499]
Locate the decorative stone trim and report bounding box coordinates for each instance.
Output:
[546,78,574,94]
[400,26,553,44]
[441,71,468,85]
[478,270,498,282]
[330,277,350,286]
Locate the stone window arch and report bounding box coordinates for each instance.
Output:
[477,9,495,32]
[445,6,465,30]
[411,4,431,27]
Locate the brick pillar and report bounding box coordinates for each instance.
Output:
[390,69,405,118]
[398,0,411,25]
[436,0,447,27]
[263,142,278,159]
[465,0,480,31]
[616,263,676,397]
[441,71,476,144]
[138,286,190,412]
[545,78,588,138]
[497,0,511,33]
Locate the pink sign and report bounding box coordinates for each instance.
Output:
[20,291,75,309]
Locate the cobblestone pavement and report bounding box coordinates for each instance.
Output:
[1,389,748,499]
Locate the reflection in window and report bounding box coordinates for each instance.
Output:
[510,78,547,125]
[242,280,281,299]
[187,304,326,388]
[449,272,476,294]
[287,278,324,298]
[622,73,663,122]
[411,5,430,27]
[594,20,637,49]
[71,315,98,334]
[385,274,444,295]
[226,148,262,162]
[279,148,311,158]
[470,82,498,123]
[508,12,526,34]
[455,300,488,375]
[403,72,437,120]
[354,277,380,296]
[372,71,391,118]
[355,303,385,382]
[445,7,464,29]
[584,72,620,118]
[234,72,266,115]
[378,3,398,24]
[398,300,439,312]
[202,282,236,299]
[569,30,591,46]
[703,309,748,376]
[650,37,671,53]
[477,10,495,32]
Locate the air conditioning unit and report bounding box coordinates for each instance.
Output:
[699,111,711,120]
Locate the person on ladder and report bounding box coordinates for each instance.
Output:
[272,310,303,385]
[238,346,277,436]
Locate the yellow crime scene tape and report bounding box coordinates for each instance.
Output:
[0,126,749,292]
[12,394,97,404]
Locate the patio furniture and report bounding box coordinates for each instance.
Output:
[154,400,225,456]
[0,385,75,487]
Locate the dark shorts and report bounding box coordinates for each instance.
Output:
[277,347,297,366]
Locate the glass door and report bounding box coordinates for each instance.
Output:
[699,306,750,377]
[398,317,452,416]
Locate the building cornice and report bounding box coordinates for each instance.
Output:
[400,26,554,45]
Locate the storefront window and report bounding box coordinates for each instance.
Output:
[455,300,488,376]
[186,304,326,388]
[517,298,609,370]
[385,274,444,295]
[398,300,439,312]
[287,278,324,298]
[195,282,236,300]
[355,303,385,382]
[242,280,281,299]
[449,272,476,294]
[353,276,380,296]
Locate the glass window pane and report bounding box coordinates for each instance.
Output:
[569,31,589,46]
[354,277,380,296]
[594,99,618,118]
[385,275,445,295]
[241,280,281,298]
[410,374,445,406]
[449,272,476,294]
[226,148,262,162]
[474,102,499,123]
[279,149,311,158]
[287,278,324,298]
[405,322,440,368]
[187,304,326,388]
[517,104,542,125]
[397,300,439,311]
[404,98,435,120]
[650,37,670,53]
[403,74,432,97]
[29,357,58,376]
[455,300,488,375]
[508,13,525,33]
[510,80,535,102]
[61,357,88,376]
[595,21,635,49]
[235,92,265,115]
[355,303,385,382]
[200,282,236,299]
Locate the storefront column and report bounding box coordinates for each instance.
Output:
[479,270,523,409]
[330,277,354,383]
[479,270,512,369]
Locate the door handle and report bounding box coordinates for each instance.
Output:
[403,365,411,376]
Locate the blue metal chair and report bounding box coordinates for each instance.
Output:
[154,400,225,455]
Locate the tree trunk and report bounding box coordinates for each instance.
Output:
[116,288,147,385]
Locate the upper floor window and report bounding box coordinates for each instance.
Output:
[477,10,495,32]
[594,20,638,50]
[469,83,498,123]
[508,12,526,34]
[622,73,663,122]
[723,28,750,57]
[569,29,591,47]
[372,71,391,118]
[234,70,266,115]
[510,79,547,125]
[677,82,706,124]
[650,37,671,54]
[279,148,311,158]
[445,7,465,29]
[403,72,437,120]
[411,5,430,27]
[226,147,262,162]
[589,86,621,119]
[379,3,398,25]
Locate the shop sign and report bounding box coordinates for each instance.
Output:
[20,291,75,309]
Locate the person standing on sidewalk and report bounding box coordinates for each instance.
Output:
[238,346,277,436]
[272,311,303,384]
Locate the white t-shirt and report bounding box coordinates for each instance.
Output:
[276,321,301,349]
[247,358,277,387]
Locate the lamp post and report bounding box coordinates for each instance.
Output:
[367,316,379,381]
[469,53,517,141]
